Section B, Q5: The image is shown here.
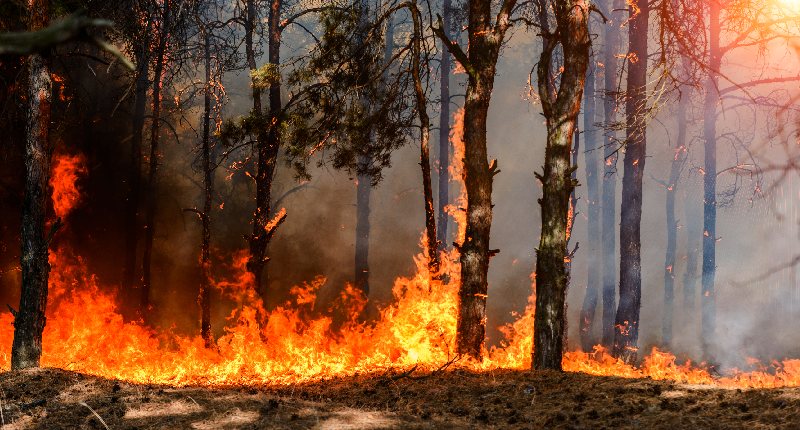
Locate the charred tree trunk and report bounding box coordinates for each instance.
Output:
[661,89,689,347]
[354,165,372,294]
[141,0,171,316]
[246,0,284,299]
[579,42,601,351]
[683,190,701,310]
[567,125,580,257]
[434,0,517,358]
[532,0,590,371]
[456,75,494,358]
[12,0,53,370]
[612,0,648,362]
[437,0,452,250]
[600,0,623,348]
[122,44,150,305]
[410,4,439,275]
[351,0,384,297]
[198,28,214,347]
[260,0,284,298]
[244,0,279,298]
[701,0,721,358]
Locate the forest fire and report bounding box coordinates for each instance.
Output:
[0,152,797,390]
[2,237,800,389]
[4,0,800,427]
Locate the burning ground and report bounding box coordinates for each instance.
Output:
[3,367,800,429]
[1,155,800,429]
[2,244,800,429]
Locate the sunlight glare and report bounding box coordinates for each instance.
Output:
[778,0,800,14]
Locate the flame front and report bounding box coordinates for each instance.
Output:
[3,242,800,389]
[2,148,800,390]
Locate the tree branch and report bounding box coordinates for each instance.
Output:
[432,14,475,80]
[0,10,134,70]
[719,75,800,96]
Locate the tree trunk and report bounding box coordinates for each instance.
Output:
[612,0,648,362]
[354,165,372,295]
[199,28,213,347]
[683,190,701,310]
[600,0,623,348]
[351,0,384,297]
[701,0,721,358]
[435,0,516,359]
[12,0,52,370]
[456,76,494,357]
[141,0,171,316]
[244,0,266,296]
[532,0,590,370]
[661,88,689,347]
[454,7,501,360]
[409,4,439,275]
[437,0,452,250]
[579,41,601,351]
[122,44,149,306]
[245,0,284,300]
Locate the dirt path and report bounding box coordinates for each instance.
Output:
[1,368,799,429]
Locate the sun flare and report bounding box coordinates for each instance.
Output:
[778,0,800,13]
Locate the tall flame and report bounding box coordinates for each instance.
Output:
[2,121,800,390]
[50,153,87,219]
[446,107,467,244]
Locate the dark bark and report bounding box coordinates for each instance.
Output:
[434,0,517,359]
[122,42,149,309]
[612,0,648,362]
[532,0,590,371]
[141,0,171,316]
[199,28,213,347]
[701,0,721,358]
[456,76,493,358]
[600,0,623,348]
[661,88,689,347]
[409,4,439,275]
[246,0,284,300]
[579,42,601,351]
[437,0,452,250]
[244,0,265,292]
[12,0,52,370]
[352,0,384,297]
[355,164,372,295]
[683,191,701,310]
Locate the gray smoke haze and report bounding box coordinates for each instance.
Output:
[2,9,794,371]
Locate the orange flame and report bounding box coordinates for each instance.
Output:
[446,107,467,245]
[5,241,799,389]
[2,129,800,390]
[50,153,87,219]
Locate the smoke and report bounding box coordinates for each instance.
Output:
[0,12,799,372]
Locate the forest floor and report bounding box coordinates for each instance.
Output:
[0,367,799,429]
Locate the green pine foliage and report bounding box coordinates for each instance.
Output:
[284,2,413,185]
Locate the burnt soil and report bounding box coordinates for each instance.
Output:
[0,367,799,429]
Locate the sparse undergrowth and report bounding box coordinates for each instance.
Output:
[0,368,799,429]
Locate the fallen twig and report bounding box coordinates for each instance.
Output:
[79,402,109,430]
